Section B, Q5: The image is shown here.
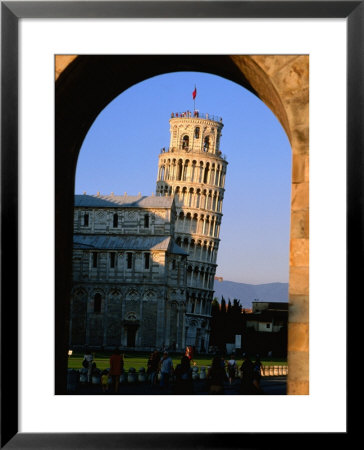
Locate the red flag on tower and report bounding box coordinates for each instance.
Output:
[192,86,197,100]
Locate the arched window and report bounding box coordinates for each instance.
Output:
[191,161,196,182]
[182,135,189,150]
[144,214,149,228]
[92,252,98,268]
[127,252,133,269]
[194,127,200,139]
[113,213,118,228]
[144,252,150,269]
[110,252,116,268]
[177,160,183,181]
[204,136,210,151]
[190,239,195,255]
[160,165,165,180]
[192,215,198,233]
[183,160,189,181]
[196,189,201,208]
[94,293,102,313]
[203,163,210,184]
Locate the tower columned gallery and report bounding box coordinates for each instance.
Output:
[70,111,228,352]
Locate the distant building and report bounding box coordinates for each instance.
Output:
[242,301,288,356]
[246,301,288,333]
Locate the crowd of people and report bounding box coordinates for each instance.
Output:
[81,346,264,395]
[171,111,199,118]
[170,111,223,121]
[205,353,263,395]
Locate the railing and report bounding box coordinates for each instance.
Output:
[159,146,227,160]
[170,112,223,122]
[261,365,288,376]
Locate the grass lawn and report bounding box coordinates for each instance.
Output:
[68,351,287,371]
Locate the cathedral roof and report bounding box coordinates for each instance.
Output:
[73,234,188,255]
[74,194,174,209]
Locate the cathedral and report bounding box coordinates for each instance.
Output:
[70,111,228,352]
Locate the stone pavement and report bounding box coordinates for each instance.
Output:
[68,376,286,395]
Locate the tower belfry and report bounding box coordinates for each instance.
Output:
[156,111,228,349]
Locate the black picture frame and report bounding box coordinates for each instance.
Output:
[1,1,357,448]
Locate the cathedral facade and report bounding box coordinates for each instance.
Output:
[70,112,227,352]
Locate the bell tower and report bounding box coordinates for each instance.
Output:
[156,111,228,351]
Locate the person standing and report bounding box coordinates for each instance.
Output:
[83,348,93,383]
[109,348,123,394]
[159,351,173,389]
[101,370,109,393]
[174,355,193,395]
[227,355,237,385]
[240,353,255,394]
[147,351,159,385]
[207,355,228,394]
[253,354,263,393]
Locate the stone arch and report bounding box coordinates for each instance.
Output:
[159,164,165,181]
[181,134,189,150]
[181,186,188,203]
[143,289,156,301]
[216,165,221,185]
[165,159,171,180]
[207,191,213,210]
[183,159,190,181]
[71,288,88,314]
[210,163,216,185]
[201,190,207,210]
[188,187,194,207]
[126,288,139,301]
[198,161,204,183]
[56,54,309,394]
[126,311,138,321]
[192,214,198,233]
[90,287,105,297]
[195,189,201,208]
[185,212,192,232]
[187,265,193,286]
[191,160,197,183]
[177,159,183,181]
[204,134,214,153]
[109,288,121,296]
[198,216,204,235]
[183,237,189,249]
[203,162,210,184]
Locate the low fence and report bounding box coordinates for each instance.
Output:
[67,365,288,391]
[261,365,288,376]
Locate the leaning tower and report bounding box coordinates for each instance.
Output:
[156,111,228,352]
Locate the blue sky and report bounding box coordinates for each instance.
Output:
[75,71,292,284]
